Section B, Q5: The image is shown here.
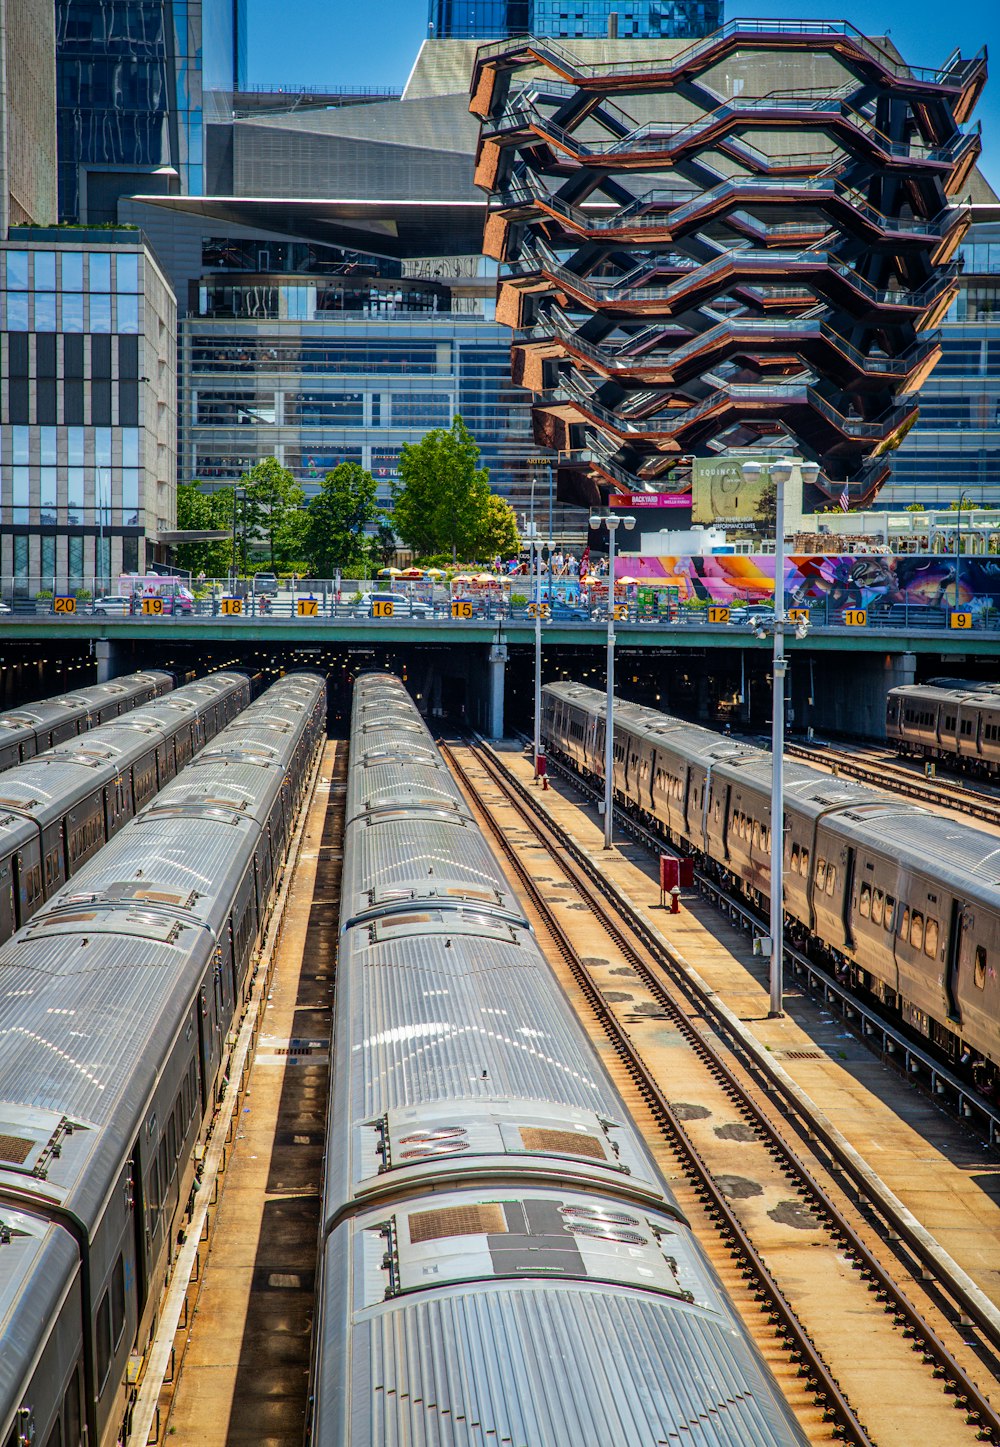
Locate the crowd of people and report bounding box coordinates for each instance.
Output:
[491,549,608,578]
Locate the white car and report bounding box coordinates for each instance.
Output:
[92,595,131,616]
[354,591,433,619]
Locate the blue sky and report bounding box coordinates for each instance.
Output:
[246,0,1000,193]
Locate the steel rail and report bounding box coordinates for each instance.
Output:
[449,738,1000,1445]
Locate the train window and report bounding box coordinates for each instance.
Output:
[899,906,909,939]
[111,1255,125,1347]
[975,947,987,990]
[159,1136,170,1192]
[800,847,809,873]
[910,912,924,951]
[884,896,896,932]
[945,715,956,731]
[63,1366,82,1446]
[148,1157,159,1218]
[925,918,939,958]
[872,890,884,925]
[816,859,826,889]
[859,884,871,918]
[826,865,836,896]
[790,844,800,873]
[45,1416,63,1447]
[752,821,760,848]
[96,1290,112,1391]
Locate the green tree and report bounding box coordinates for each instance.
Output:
[392,415,493,562]
[479,492,520,559]
[304,462,383,577]
[241,457,306,569]
[174,483,236,577]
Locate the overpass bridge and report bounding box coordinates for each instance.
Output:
[4,613,998,739]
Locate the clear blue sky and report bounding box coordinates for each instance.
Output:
[246,0,1000,193]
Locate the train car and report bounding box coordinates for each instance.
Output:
[0,670,173,768]
[0,672,250,943]
[310,673,807,1447]
[887,682,1000,774]
[0,672,326,1447]
[543,681,1000,1095]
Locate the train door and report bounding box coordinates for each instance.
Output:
[842,847,857,950]
[945,900,970,1023]
[0,855,15,941]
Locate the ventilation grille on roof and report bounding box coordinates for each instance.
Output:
[409,1203,506,1242]
[0,1135,33,1165]
[520,1128,604,1158]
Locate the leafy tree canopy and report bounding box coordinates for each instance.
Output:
[174,484,237,577]
[240,456,307,569]
[304,462,384,577]
[391,415,518,561]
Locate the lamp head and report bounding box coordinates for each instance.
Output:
[589,514,603,529]
[770,457,797,486]
[799,459,821,487]
[741,459,763,484]
[623,515,636,531]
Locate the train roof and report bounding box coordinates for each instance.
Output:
[0,1209,80,1422]
[340,811,524,928]
[318,1189,806,1447]
[822,806,1000,889]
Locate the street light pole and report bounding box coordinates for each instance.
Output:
[741,455,818,1016]
[956,490,969,607]
[590,511,635,847]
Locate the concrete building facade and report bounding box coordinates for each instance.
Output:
[0,0,57,234]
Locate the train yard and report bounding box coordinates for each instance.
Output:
[6,668,1000,1445]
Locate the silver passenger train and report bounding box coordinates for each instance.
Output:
[0,670,173,768]
[0,672,327,1447]
[0,671,251,944]
[887,678,1000,774]
[543,681,1000,1091]
[310,673,807,1447]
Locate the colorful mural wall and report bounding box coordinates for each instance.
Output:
[623,554,1000,612]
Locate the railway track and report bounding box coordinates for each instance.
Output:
[442,737,1000,1447]
[784,739,1000,826]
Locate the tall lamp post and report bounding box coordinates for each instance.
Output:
[956,489,970,607]
[741,455,818,1015]
[525,520,553,780]
[589,511,635,846]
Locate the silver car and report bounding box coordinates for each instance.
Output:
[354,591,433,619]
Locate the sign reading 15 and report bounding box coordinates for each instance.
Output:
[451,600,473,619]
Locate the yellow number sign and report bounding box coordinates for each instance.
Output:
[53,596,76,614]
[451,599,473,620]
[220,597,243,616]
[787,608,809,624]
[296,597,319,617]
[141,597,163,616]
[950,611,973,630]
[707,606,730,624]
[372,600,395,618]
[613,603,629,621]
[843,609,867,627]
[526,602,550,620]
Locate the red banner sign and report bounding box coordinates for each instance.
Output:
[610,493,691,509]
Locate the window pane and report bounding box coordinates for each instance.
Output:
[6,293,29,329]
[116,253,139,291]
[12,425,29,463]
[67,427,84,465]
[67,468,84,524]
[5,251,28,287]
[62,293,84,332]
[34,291,57,330]
[41,534,56,579]
[90,253,112,290]
[117,294,139,333]
[14,535,28,578]
[96,1291,111,1389]
[34,252,56,289]
[122,429,140,467]
[62,252,84,290]
[90,293,112,331]
[68,535,83,585]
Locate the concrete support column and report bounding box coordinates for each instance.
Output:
[94,639,116,683]
[488,644,507,739]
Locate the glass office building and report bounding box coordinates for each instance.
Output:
[428,0,720,39]
[880,212,1000,509]
[55,0,247,222]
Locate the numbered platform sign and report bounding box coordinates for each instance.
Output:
[526,602,550,620]
[220,597,243,616]
[372,600,395,619]
[141,597,163,616]
[613,604,629,621]
[707,606,730,624]
[950,611,973,630]
[843,609,867,627]
[786,608,810,624]
[296,597,319,618]
[451,599,474,620]
[53,596,76,614]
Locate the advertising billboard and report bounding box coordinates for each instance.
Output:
[690,454,783,531]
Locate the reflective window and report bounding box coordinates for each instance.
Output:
[122,430,140,467]
[40,429,57,466]
[90,293,112,331]
[12,426,30,464]
[67,427,84,466]
[34,291,57,330]
[34,252,56,289]
[41,470,57,524]
[90,253,112,290]
[67,468,84,524]
[13,535,28,578]
[62,252,84,290]
[62,293,84,331]
[6,293,29,329]
[122,470,140,524]
[117,294,139,333]
[5,251,28,288]
[68,535,83,585]
[41,534,56,582]
[116,253,139,291]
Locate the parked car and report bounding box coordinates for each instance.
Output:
[92,594,132,616]
[547,600,593,622]
[728,603,774,625]
[253,572,279,595]
[354,591,433,619]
